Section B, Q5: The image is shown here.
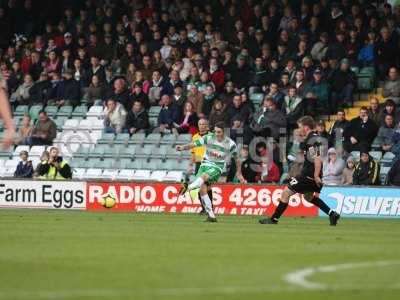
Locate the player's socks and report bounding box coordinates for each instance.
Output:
[201,194,216,219]
[207,190,213,209]
[188,177,204,191]
[310,197,332,215]
[271,202,289,221]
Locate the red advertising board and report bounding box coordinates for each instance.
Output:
[86,182,318,216]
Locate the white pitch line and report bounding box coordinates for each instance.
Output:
[285,260,400,289]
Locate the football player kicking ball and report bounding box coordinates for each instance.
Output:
[259,116,341,226]
[176,122,245,222]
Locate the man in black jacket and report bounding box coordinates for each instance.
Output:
[54,69,81,107]
[125,100,149,135]
[329,58,356,109]
[344,107,378,153]
[353,148,380,185]
[29,72,52,104]
[329,109,349,149]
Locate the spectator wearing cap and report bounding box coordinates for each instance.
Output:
[379,99,399,125]
[62,32,75,53]
[374,114,396,153]
[382,67,400,104]
[344,107,378,153]
[14,150,33,178]
[341,156,355,185]
[353,148,380,186]
[304,68,330,114]
[322,148,345,185]
[329,58,356,110]
[282,86,304,130]
[103,98,127,134]
[311,32,329,62]
[52,69,81,107]
[367,96,381,126]
[329,109,349,150]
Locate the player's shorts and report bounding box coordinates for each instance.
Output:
[287,176,322,194]
[196,164,222,185]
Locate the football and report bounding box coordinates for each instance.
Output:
[99,194,116,209]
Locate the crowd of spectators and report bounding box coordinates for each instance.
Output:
[1,0,400,185]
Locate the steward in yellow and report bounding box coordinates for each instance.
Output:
[37,147,72,180]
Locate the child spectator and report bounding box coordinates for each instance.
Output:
[14,150,33,178]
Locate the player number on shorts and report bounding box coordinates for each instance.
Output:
[290,178,298,186]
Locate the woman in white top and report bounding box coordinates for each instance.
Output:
[322,148,345,185]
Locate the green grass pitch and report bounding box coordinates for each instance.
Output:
[0,210,399,300]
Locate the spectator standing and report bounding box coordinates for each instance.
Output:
[322,148,345,185]
[125,100,149,135]
[14,150,33,178]
[103,99,127,134]
[27,111,57,146]
[353,148,380,185]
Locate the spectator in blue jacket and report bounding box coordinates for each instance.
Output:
[154,94,181,133]
[14,150,33,178]
[357,31,376,67]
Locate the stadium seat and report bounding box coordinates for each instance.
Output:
[163,171,184,182]
[149,106,161,117]
[147,158,163,170]
[97,133,115,145]
[177,160,190,172]
[115,133,130,144]
[77,119,93,131]
[131,158,147,169]
[98,159,114,169]
[151,145,167,159]
[150,170,167,181]
[63,119,80,131]
[88,145,106,159]
[73,147,90,159]
[129,133,146,146]
[132,169,151,180]
[116,169,135,180]
[70,157,87,169]
[72,105,88,118]
[380,166,391,185]
[161,159,177,171]
[29,146,46,158]
[86,106,103,119]
[91,119,105,131]
[44,106,58,117]
[144,133,161,145]
[103,146,119,159]
[250,93,264,106]
[357,76,373,92]
[13,145,30,157]
[369,151,383,161]
[176,134,192,144]
[134,144,153,160]
[149,116,158,128]
[54,117,68,130]
[14,105,29,117]
[85,158,102,169]
[29,105,43,120]
[160,134,177,145]
[57,106,73,118]
[118,146,135,159]
[381,152,395,167]
[350,151,360,161]
[166,146,181,160]
[4,159,19,169]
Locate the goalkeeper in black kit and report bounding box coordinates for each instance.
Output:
[259,116,341,226]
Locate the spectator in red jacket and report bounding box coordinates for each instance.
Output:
[209,57,225,92]
[256,142,281,183]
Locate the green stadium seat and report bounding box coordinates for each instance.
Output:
[57,106,73,118]
[97,133,115,145]
[369,151,383,161]
[160,134,177,145]
[147,159,163,170]
[166,146,181,160]
[357,76,373,92]
[88,145,106,159]
[176,134,192,144]
[70,157,86,168]
[149,116,158,128]
[161,159,177,171]
[134,144,153,159]
[132,159,147,169]
[72,105,88,118]
[14,105,29,117]
[151,145,167,159]
[44,106,58,117]
[85,158,102,168]
[381,152,395,167]
[250,93,264,106]
[149,106,161,117]
[177,160,190,172]
[115,133,130,144]
[29,105,43,120]
[54,117,67,130]
[98,159,114,169]
[129,133,146,146]
[73,146,91,159]
[118,158,134,169]
[118,146,135,159]
[144,133,161,145]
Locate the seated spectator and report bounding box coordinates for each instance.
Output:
[15,114,33,145]
[44,50,61,74]
[353,148,380,185]
[382,67,400,104]
[329,58,356,110]
[174,101,198,134]
[209,57,225,92]
[29,72,52,104]
[201,84,218,117]
[209,98,228,129]
[329,109,349,150]
[219,81,235,105]
[129,82,150,109]
[266,82,284,109]
[292,70,307,97]
[10,74,34,105]
[387,159,400,186]
[171,84,186,109]
[282,86,304,130]
[229,115,253,146]
[187,85,204,116]
[27,111,57,146]
[257,143,280,183]
[14,150,33,178]
[379,99,399,125]
[344,107,378,153]
[249,57,268,90]
[357,32,376,67]
[148,70,168,105]
[154,94,181,133]
[250,97,286,139]
[83,75,106,106]
[226,94,249,124]
[103,99,127,134]
[374,114,396,153]
[240,145,259,184]
[53,69,81,107]
[303,68,330,114]
[367,96,381,126]
[311,32,329,62]
[107,78,131,111]
[36,146,72,180]
[322,148,345,185]
[341,156,355,185]
[125,100,149,135]
[316,120,332,147]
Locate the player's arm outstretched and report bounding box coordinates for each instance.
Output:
[176,142,196,151]
[0,82,15,149]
